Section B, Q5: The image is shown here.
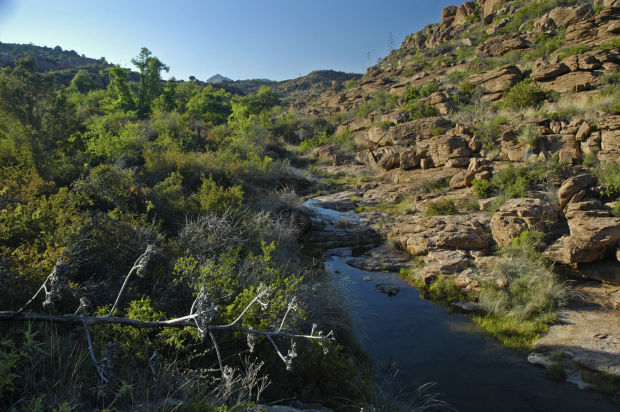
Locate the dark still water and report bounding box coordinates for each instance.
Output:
[326,252,617,412]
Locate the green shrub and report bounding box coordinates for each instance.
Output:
[355,90,398,119]
[600,37,620,52]
[452,81,479,107]
[379,120,395,131]
[524,31,565,61]
[193,175,243,215]
[473,115,508,150]
[594,162,620,200]
[473,178,493,197]
[403,81,439,101]
[558,44,591,61]
[404,101,437,119]
[502,79,549,110]
[424,197,458,216]
[447,70,467,85]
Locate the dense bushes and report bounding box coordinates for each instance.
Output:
[0,49,368,410]
[501,79,550,110]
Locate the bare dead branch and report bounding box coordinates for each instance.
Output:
[82,321,109,383]
[108,245,154,317]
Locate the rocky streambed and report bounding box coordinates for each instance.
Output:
[302,186,618,411]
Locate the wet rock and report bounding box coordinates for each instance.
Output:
[347,245,413,272]
[490,198,559,247]
[375,283,401,296]
[452,301,484,311]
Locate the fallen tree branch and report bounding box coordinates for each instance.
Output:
[0,311,332,341]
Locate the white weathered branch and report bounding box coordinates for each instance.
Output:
[108,245,154,317]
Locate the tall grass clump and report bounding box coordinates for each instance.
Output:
[517,125,539,148]
[474,230,570,351]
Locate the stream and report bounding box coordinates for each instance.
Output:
[304,198,617,412]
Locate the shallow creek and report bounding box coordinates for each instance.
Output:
[304,198,617,412]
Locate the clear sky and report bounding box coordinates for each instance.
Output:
[0,0,461,81]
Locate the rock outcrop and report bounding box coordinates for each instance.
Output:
[389,213,492,256]
[490,198,559,247]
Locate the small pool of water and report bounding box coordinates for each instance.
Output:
[326,254,616,411]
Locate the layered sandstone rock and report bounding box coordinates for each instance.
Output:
[467,65,523,96]
[389,213,492,255]
[490,198,559,247]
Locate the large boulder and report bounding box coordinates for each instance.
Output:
[545,199,620,265]
[536,71,597,93]
[476,34,530,56]
[400,149,420,170]
[418,249,472,282]
[389,213,492,255]
[467,65,523,95]
[455,2,477,25]
[548,4,592,27]
[441,5,457,21]
[417,134,472,168]
[477,0,508,18]
[378,152,401,170]
[500,130,529,161]
[531,60,570,81]
[557,174,597,208]
[490,198,559,247]
[597,115,620,162]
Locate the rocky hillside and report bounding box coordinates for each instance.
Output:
[300,0,620,391]
[310,0,619,274]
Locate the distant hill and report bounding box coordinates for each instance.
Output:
[215,70,361,106]
[0,42,104,71]
[206,74,233,83]
[0,42,360,106]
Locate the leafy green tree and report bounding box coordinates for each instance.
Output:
[70,69,96,93]
[155,77,178,112]
[232,86,280,117]
[132,47,169,117]
[105,65,135,112]
[186,85,232,125]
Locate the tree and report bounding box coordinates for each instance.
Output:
[186,84,232,125]
[105,65,135,112]
[70,69,96,93]
[132,47,169,118]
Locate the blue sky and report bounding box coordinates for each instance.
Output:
[0,0,461,81]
